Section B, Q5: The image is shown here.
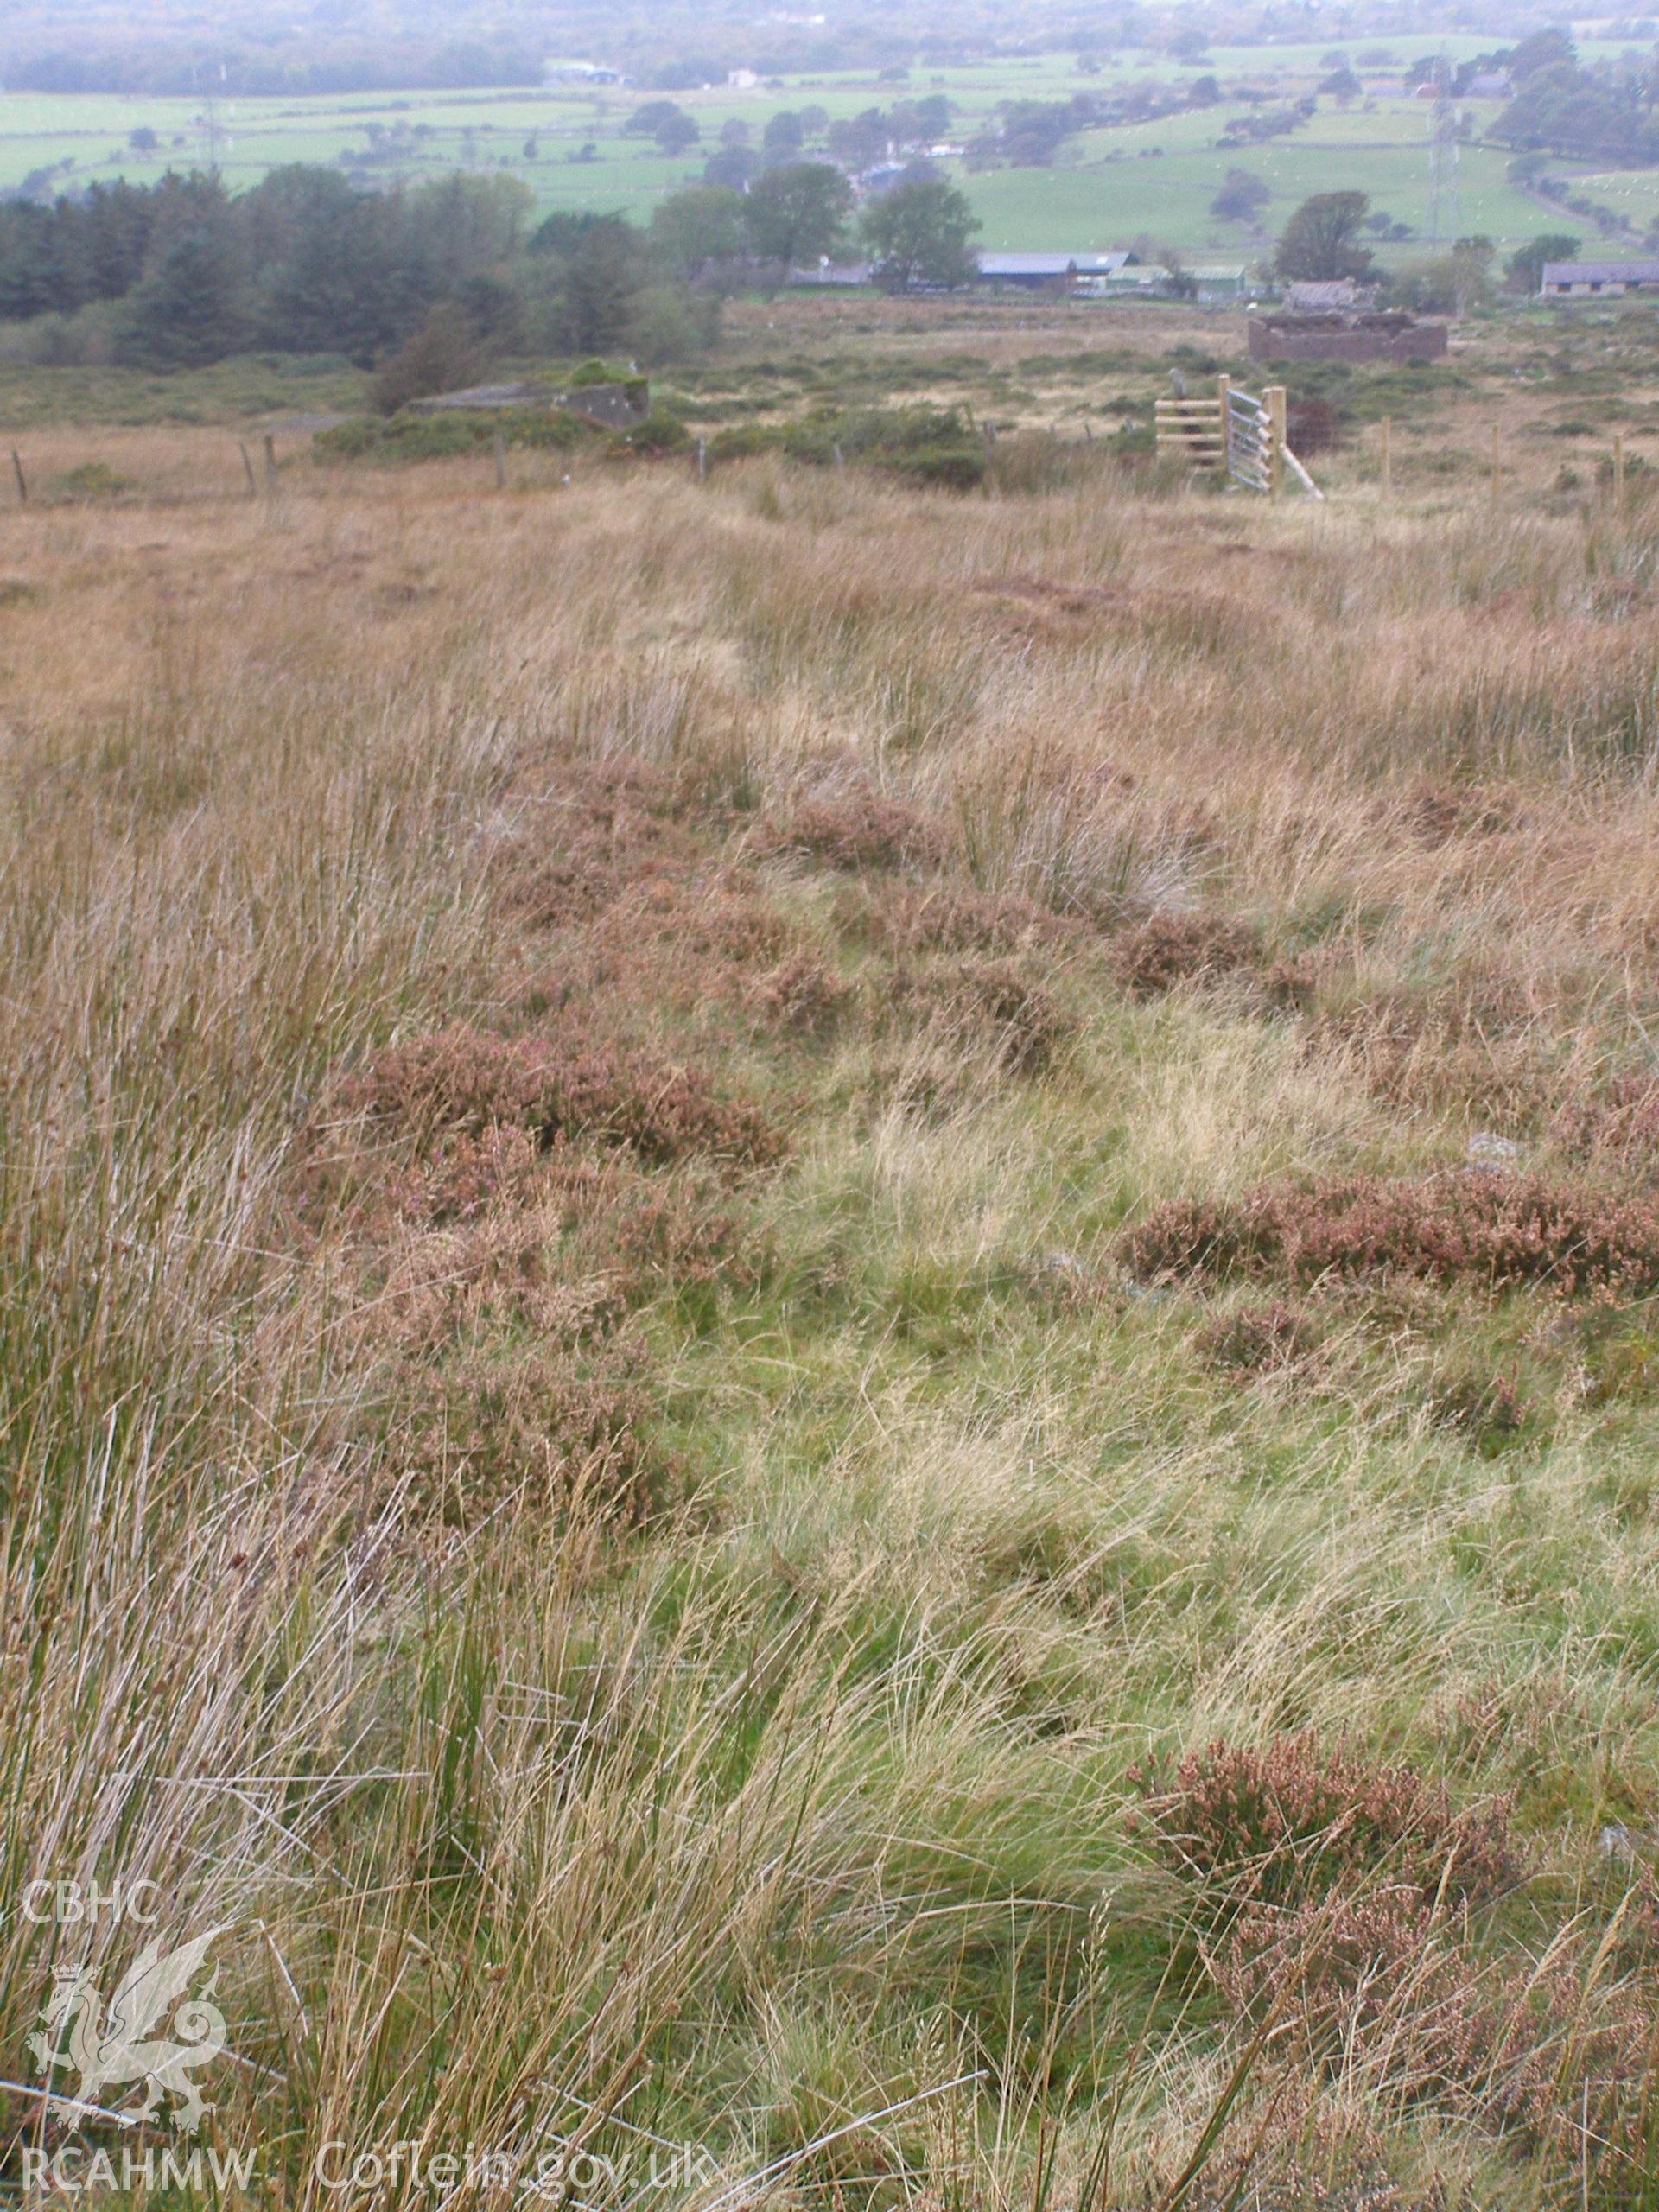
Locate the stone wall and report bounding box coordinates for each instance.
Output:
[410,379,651,429]
[1248,319,1448,364]
[556,382,651,429]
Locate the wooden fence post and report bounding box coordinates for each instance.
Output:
[1217,374,1231,475]
[1266,385,1286,498]
[263,433,276,494]
[10,450,27,507]
[238,440,257,497]
[696,435,708,482]
[492,427,506,490]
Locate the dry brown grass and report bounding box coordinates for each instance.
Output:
[4,404,1659,2208]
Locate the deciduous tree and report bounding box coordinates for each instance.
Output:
[1274,190,1375,281]
[1504,230,1580,289]
[650,186,749,280]
[742,162,852,272]
[861,176,979,291]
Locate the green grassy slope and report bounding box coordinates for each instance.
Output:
[0,35,1624,257]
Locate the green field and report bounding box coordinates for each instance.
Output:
[964,102,1568,256]
[1572,166,1659,224]
[0,33,1638,256]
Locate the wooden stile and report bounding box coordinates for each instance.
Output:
[1155,374,1314,499]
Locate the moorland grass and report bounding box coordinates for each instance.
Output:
[3,416,1659,2207]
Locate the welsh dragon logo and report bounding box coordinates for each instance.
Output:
[27,1929,228,2133]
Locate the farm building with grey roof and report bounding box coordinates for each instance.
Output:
[1540,259,1659,296]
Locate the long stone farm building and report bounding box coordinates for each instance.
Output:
[1248,311,1448,364]
[1539,258,1659,298]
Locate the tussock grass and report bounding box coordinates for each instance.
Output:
[3,425,1659,2209]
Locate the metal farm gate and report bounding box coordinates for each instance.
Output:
[1223,381,1274,492]
[1154,375,1321,499]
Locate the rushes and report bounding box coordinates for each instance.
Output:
[3,432,1659,2208]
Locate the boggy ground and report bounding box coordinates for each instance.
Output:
[3,434,1659,2207]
